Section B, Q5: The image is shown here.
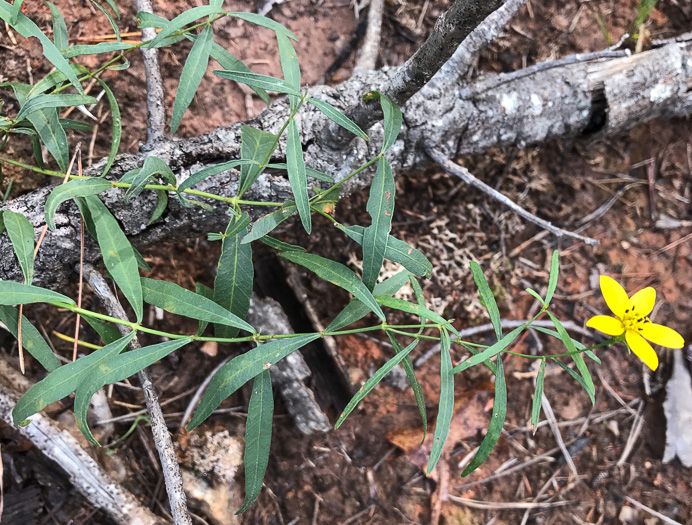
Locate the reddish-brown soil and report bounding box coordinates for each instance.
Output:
[1,0,691,524]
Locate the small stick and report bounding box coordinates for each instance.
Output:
[179,353,234,430]
[82,264,192,525]
[428,149,599,246]
[616,400,645,467]
[448,495,573,510]
[625,497,683,525]
[541,393,579,480]
[354,0,384,72]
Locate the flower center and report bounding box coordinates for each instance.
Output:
[621,307,651,332]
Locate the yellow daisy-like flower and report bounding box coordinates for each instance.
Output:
[586,276,684,371]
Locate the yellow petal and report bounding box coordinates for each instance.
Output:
[625,330,659,371]
[586,315,625,336]
[600,275,629,318]
[629,287,656,317]
[639,322,685,349]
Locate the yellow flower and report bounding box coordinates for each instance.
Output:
[586,276,684,371]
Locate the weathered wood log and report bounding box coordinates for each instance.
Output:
[1,39,691,289]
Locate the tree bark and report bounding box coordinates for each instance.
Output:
[2,39,691,289]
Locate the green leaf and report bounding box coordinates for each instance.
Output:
[531,358,546,433]
[207,41,269,104]
[0,305,59,371]
[0,1,84,93]
[3,210,34,283]
[142,277,254,333]
[462,354,507,476]
[133,247,151,272]
[227,12,297,41]
[306,98,368,141]
[59,118,93,132]
[213,70,301,96]
[267,163,333,183]
[236,369,273,514]
[26,66,89,97]
[241,202,296,244]
[259,235,304,253]
[452,325,524,374]
[44,178,112,230]
[12,332,135,424]
[9,0,22,24]
[148,190,168,225]
[376,296,447,328]
[427,328,454,473]
[172,24,213,134]
[188,334,319,430]
[62,42,134,58]
[389,333,427,442]
[74,337,191,445]
[362,157,394,290]
[195,282,214,336]
[84,195,143,322]
[146,5,223,48]
[546,312,595,404]
[46,1,68,50]
[0,281,74,306]
[94,78,121,177]
[525,288,546,307]
[551,358,594,396]
[337,224,432,278]
[124,156,175,203]
[336,338,418,429]
[280,251,385,321]
[362,90,401,154]
[82,315,122,345]
[17,94,97,122]
[213,215,254,339]
[470,262,502,341]
[178,159,257,194]
[326,271,411,332]
[277,32,300,111]
[530,326,601,364]
[88,0,120,42]
[238,126,277,195]
[545,250,559,305]
[286,119,310,234]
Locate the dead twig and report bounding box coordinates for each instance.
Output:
[82,263,191,525]
[541,393,579,480]
[625,496,683,525]
[616,400,645,467]
[354,0,384,71]
[448,495,573,510]
[427,149,599,246]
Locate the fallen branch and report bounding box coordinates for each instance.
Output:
[353,0,384,72]
[82,263,192,525]
[0,358,164,525]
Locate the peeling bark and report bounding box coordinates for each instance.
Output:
[2,40,692,289]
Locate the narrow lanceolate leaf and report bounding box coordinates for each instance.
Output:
[94,78,121,177]
[208,41,269,104]
[74,338,191,445]
[531,326,601,364]
[280,251,385,321]
[376,296,447,328]
[452,325,524,374]
[470,261,502,341]
[88,0,121,42]
[0,281,74,306]
[9,0,22,23]
[3,211,35,283]
[227,12,297,40]
[46,1,68,50]
[241,202,296,244]
[0,306,59,371]
[389,334,426,442]
[286,119,311,234]
[195,282,214,336]
[544,250,559,305]
[146,5,223,48]
[213,70,301,96]
[44,178,112,230]
[0,2,84,93]
[178,160,257,193]
[337,224,432,278]
[17,94,97,121]
[238,126,277,195]
[124,156,175,203]
[82,315,122,345]
[427,329,454,474]
[172,24,213,134]
[462,354,507,476]
[214,215,253,339]
[306,98,368,141]
[326,270,411,332]
[362,157,394,290]
[551,358,594,396]
[547,312,595,404]
[379,92,402,154]
[84,195,143,322]
[531,359,546,433]
[142,278,254,333]
[61,42,133,58]
[236,369,273,514]
[12,333,135,425]
[188,334,319,430]
[277,33,300,110]
[336,338,418,429]
[148,190,168,225]
[267,163,333,183]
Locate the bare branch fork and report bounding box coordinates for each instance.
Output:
[82,263,192,525]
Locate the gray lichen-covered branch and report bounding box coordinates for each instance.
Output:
[2,39,692,289]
